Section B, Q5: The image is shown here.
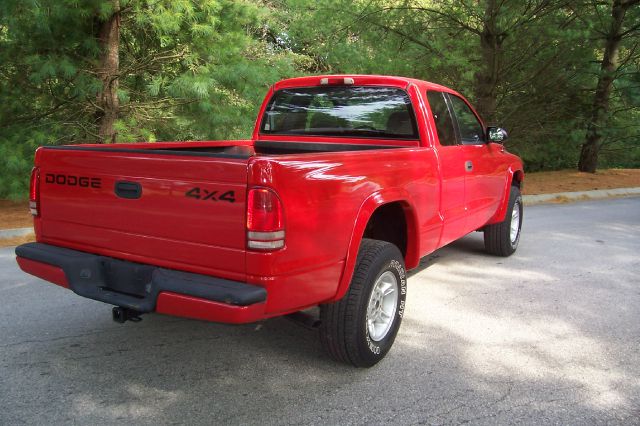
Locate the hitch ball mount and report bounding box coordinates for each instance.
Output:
[112,306,143,323]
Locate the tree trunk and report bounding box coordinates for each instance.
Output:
[96,0,120,144]
[473,0,502,123]
[578,0,629,172]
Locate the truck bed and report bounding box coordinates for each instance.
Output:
[44,140,404,157]
[32,140,408,282]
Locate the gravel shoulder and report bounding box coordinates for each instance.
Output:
[523,168,640,195]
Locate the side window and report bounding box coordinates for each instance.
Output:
[448,95,485,145]
[426,91,456,146]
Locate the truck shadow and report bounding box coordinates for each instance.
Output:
[8,276,637,425]
[408,232,489,278]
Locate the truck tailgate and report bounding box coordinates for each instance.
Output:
[35,145,250,280]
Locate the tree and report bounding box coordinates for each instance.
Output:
[1,0,639,199]
[0,0,306,198]
[281,0,593,169]
[96,0,121,143]
[578,0,640,172]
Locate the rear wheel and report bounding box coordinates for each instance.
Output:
[484,185,523,256]
[319,239,407,367]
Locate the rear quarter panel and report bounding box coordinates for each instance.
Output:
[247,147,441,313]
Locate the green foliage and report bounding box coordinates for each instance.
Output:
[0,0,305,198]
[278,0,639,172]
[0,0,638,199]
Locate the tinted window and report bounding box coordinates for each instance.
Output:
[261,86,418,139]
[449,95,485,145]
[426,91,456,146]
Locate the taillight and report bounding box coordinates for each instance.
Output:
[29,167,40,217]
[246,187,285,250]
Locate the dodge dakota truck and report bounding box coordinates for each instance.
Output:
[16,75,524,367]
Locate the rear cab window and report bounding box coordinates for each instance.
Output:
[261,86,419,140]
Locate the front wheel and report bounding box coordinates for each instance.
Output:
[484,185,523,256]
[319,239,407,367]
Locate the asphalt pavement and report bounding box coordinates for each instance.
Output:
[1,198,639,425]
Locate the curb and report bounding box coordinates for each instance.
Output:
[523,187,640,205]
[0,227,34,239]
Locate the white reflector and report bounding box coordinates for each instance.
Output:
[248,231,285,240]
[248,240,285,250]
[29,201,38,216]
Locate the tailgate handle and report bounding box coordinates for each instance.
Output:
[115,181,142,199]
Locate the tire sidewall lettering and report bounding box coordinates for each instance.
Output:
[363,258,407,356]
[390,259,407,317]
[510,195,522,249]
[366,334,381,355]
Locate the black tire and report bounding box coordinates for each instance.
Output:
[484,185,523,256]
[319,238,407,367]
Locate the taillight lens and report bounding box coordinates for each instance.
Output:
[29,167,40,217]
[246,188,285,250]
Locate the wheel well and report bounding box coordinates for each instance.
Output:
[362,202,408,257]
[512,170,523,188]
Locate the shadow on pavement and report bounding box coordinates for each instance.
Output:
[1,198,639,424]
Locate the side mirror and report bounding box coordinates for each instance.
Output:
[487,127,508,143]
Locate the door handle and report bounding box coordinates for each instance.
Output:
[114,181,142,199]
[465,161,473,172]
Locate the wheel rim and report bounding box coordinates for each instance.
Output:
[366,271,399,342]
[510,200,521,244]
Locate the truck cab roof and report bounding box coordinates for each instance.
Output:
[272,74,456,94]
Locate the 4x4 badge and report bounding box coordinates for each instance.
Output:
[185,187,236,203]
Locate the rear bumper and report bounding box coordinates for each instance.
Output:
[15,242,266,324]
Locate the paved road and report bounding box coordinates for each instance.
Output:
[1,198,639,425]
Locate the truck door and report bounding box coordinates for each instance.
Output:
[446,94,504,231]
[425,91,467,246]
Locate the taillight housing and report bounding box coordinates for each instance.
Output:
[29,167,40,217]
[246,187,285,250]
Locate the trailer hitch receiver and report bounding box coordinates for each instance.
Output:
[112,306,143,323]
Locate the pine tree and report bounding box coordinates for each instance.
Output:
[578,0,640,172]
[0,0,306,198]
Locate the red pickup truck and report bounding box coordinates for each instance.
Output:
[16,75,523,367]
